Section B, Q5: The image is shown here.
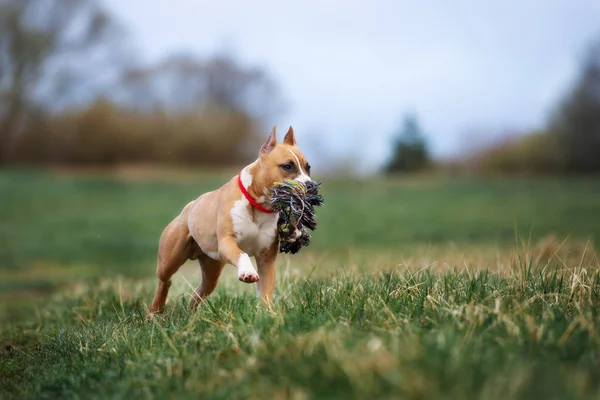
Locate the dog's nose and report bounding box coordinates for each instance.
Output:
[295,173,312,184]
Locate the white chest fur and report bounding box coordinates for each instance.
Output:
[230,198,278,256]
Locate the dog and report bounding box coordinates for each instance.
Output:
[149,125,312,313]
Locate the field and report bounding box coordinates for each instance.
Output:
[1,169,600,399]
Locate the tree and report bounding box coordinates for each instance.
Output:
[0,0,287,167]
[113,52,286,161]
[115,52,285,121]
[0,0,129,163]
[385,114,431,173]
[550,36,600,173]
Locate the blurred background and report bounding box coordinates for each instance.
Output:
[1,0,600,305]
[1,0,599,174]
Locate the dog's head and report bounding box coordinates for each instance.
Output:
[252,125,313,192]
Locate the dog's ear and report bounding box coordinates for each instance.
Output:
[260,125,278,155]
[283,126,296,146]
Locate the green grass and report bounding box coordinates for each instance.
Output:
[2,265,600,399]
[2,169,600,399]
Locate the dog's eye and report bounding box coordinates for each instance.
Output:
[281,163,293,172]
[306,164,311,173]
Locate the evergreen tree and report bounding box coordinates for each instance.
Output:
[385,114,430,173]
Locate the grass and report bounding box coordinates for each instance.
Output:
[1,168,600,399]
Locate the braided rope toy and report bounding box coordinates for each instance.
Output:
[270,180,324,254]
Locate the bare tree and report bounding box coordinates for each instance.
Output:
[0,0,129,162]
[110,52,286,163]
[115,52,286,124]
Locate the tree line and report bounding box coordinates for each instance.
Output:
[0,0,283,167]
[2,0,598,174]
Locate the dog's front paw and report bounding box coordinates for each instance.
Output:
[239,270,260,283]
[237,253,260,284]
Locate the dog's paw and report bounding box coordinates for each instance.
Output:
[237,253,260,283]
[239,270,260,283]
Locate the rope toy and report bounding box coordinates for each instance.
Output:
[270,180,324,254]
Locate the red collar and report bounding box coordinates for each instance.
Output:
[237,173,274,214]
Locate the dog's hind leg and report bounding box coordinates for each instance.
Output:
[149,216,191,314]
[190,256,225,310]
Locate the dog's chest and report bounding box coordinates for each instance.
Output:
[230,199,277,256]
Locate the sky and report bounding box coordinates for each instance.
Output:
[105,0,600,172]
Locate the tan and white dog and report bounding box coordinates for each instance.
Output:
[149,125,312,313]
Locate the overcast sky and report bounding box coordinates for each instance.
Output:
[105,0,600,171]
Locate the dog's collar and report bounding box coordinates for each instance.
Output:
[237,173,274,214]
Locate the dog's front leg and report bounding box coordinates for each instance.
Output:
[255,242,278,305]
[218,235,260,283]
